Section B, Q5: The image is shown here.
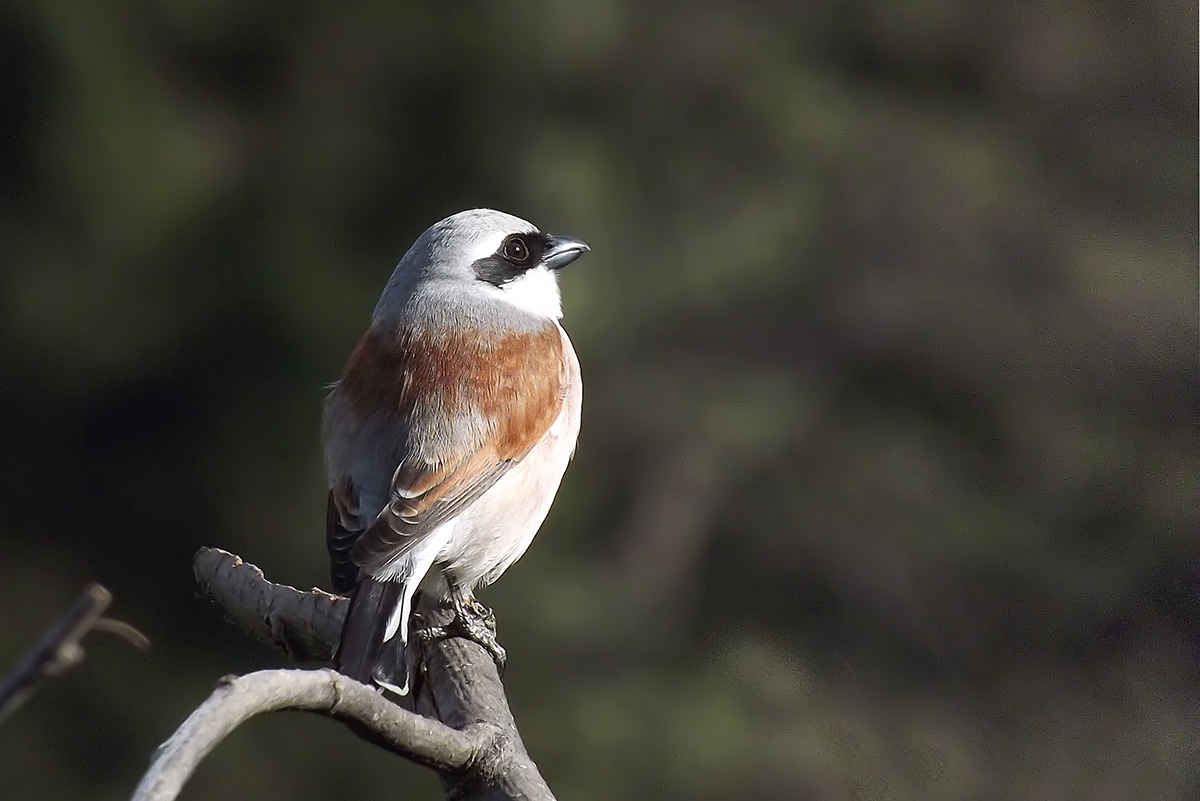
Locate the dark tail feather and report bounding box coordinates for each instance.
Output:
[372,631,409,694]
[334,578,407,690]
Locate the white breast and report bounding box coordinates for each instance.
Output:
[435,322,582,590]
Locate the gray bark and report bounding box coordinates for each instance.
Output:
[130,548,555,801]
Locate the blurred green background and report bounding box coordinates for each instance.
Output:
[0,1,1196,799]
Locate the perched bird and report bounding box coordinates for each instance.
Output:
[322,208,587,694]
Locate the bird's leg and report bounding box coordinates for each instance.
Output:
[447,575,507,673]
[412,575,506,673]
[450,593,506,671]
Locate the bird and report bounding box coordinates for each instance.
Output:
[322,208,587,695]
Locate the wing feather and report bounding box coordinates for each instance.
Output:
[326,490,362,594]
[325,319,567,578]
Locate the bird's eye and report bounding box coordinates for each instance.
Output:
[501,235,530,264]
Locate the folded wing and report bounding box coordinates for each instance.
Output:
[324,320,567,580]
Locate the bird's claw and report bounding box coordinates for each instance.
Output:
[411,598,507,674]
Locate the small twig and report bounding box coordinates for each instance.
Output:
[0,583,149,725]
[131,668,494,801]
[92,618,153,650]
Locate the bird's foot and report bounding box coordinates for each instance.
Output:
[460,595,498,635]
[452,594,505,672]
[411,596,506,674]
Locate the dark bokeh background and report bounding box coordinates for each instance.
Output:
[1,2,1196,799]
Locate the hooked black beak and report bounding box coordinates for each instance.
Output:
[541,234,590,270]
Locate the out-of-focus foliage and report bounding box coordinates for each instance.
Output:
[0,1,1195,799]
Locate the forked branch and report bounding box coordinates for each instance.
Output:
[0,583,148,726]
[131,548,555,801]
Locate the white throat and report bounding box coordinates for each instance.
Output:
[491,266,563,319]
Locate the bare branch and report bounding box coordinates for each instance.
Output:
[192,548,342,661]
[0,583,149,725]
[130,669,492,801]
[161,547,557,801]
